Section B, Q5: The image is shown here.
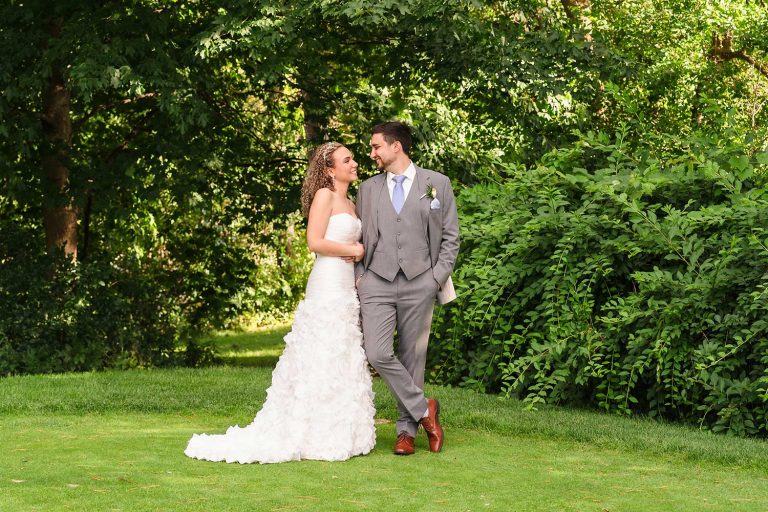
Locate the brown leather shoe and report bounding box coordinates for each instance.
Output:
[419,398,444,452]
[394,432,415,455]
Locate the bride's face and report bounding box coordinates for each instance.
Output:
[328,146,358,184]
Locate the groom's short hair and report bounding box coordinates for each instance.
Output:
[372,121,412,156]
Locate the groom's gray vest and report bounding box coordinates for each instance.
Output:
[368,184,431,282]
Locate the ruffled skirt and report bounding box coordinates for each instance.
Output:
[184,292,376,464]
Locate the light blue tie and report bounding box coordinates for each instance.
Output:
[392,175,406,214]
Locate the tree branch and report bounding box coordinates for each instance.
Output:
[710,32,768,80]
[560,0,577,21]
[74,92,159,130]
[225,158,306,170]
[105,110,155,164]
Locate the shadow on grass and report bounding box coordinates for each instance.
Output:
[201,325,290,368]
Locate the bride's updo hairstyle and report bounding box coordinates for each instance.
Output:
[301,142,343,218]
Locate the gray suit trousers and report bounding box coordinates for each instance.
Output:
[358,268,437,437]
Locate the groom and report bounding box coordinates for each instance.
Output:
[355,121,459,455]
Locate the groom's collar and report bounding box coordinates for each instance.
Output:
[386,162,416,183]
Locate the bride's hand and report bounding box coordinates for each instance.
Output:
[341,243,364,263]
[352,242,364,262]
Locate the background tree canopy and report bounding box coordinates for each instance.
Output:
[2,1,768,434]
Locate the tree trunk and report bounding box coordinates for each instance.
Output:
[560,0,593,43]
[299,69,323,146]
[41,19,77,261]
[301,90,322,145]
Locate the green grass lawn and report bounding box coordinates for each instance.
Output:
[2,327,768,511]
[199,325,288,367]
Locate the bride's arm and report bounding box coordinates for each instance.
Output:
[306,189,364,259]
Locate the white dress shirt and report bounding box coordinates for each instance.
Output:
[386,162,416,202]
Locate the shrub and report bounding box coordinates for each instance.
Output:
[0,228,183,374]
[0,212,311,375]
[431,126,768,435]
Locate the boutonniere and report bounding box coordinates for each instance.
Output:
[420,185,440,209]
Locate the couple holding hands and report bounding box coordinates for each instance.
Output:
[185,121,459,463]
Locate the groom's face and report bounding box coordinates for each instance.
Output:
[370,133,396,171]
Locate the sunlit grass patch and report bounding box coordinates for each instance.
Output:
[202,324,290,367]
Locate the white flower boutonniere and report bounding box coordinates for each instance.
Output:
[427,185,440,209]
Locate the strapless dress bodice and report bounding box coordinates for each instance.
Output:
[305,213,362,300]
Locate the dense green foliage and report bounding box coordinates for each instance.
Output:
[0,214,309,373]
[432,122,768,435]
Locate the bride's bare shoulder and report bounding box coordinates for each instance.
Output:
[314,187,334,198]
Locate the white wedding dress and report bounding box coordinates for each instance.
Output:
[185,213,376,463]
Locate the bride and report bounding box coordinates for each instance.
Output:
[185,142,376,463]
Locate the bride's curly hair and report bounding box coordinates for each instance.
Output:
[300,142,342,218]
